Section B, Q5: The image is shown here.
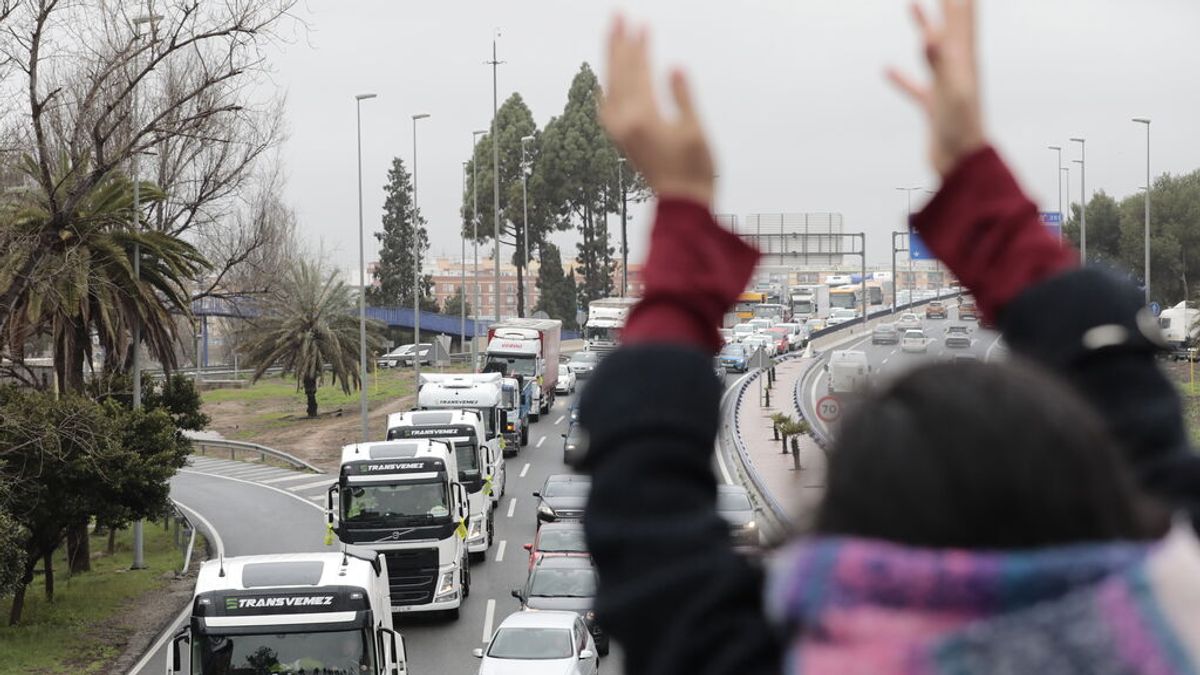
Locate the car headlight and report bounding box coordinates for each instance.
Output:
[467,517,484,542]
[584,610,596,622]
[538,503,556,519]
[435,567,458,599]
[745,521,757,530]
[564,444,577,451]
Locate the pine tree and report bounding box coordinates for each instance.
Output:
[369,158,438,310]
[534,243,579,329]
[442,286,472,319]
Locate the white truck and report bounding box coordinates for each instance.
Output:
[485,318,562,421]
[791,285,830,322]
[417,373,508,496]
[169,551,408,674]
[387,408,503,562]
[1159,301,1200,359]
[327,439,471,620]
[828,350,870,395]
[584,297,639,353]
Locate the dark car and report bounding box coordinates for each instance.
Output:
[562,424,588,466]
[534,474,590,526]
[872,323,900,345]
[715,485,759,547]
[945,325,972,349]
[567,350,601,380]
[512,556,608,655]
[522,522,589,571]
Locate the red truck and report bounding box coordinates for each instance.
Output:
[484,318,562,421]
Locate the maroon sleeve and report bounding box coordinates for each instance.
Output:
[622,198,761,354]
[912,146,1078,323]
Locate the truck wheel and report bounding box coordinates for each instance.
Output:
[521,427,529,447]
[462,560,471,599]
[530,411,540,423]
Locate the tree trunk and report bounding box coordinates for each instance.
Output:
[67,520,91,573]
[9,550,37,625]
[107,526,117,555]
[42,549,54,602]
[54,317,88,394]
[304,376,318,418]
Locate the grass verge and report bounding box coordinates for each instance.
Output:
[0,523,183,674]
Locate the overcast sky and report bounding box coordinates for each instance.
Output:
[265,0,1200,269]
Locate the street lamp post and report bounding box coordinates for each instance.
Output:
[355,93,377,443]
[461,161,468,347]
[896,187,922,307]
[1048,145,1063,220]
[411,113,430,381]
[521,135,534,316]
[471,129,486,368]
[1061,166,1071,225]
[488,33,504,323]
[1133,118,1152,303]
[130,12,162,571]
[618,158,628,297]
[1071,137,1087,264]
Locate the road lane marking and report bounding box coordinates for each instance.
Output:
[506,498,517,518]
[985,334,1004,362]
[288,479,333,492]
[519,463,530,478]
[495,540,506,563]
[881,358,889,365]
[129,502,219,675]
[260,473,321,485]
[178,469,324,512]
[482,599,496,642]
[553,415,564,425]
[536,436,545,448]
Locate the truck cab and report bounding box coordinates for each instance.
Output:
[485,319,562,420]
[169,551,407,674]
[386,409,502,561]
[327,439,471,619]
[500,376,530,451]
[416,374,508,508]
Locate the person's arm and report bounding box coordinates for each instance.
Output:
[578,200,779,675]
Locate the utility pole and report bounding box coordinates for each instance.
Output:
[1071,137,1087,265]
[1133,118,1152,304]
[355,93,377,444]
[489,32,505,323]
[412,113,430,381]
[461,161,468,345]
[472,130,486,369]
[618,158,628,297]
[521,135,534,316]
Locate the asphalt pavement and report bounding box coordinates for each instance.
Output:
[131,387,619,675]
[801,304,1004,438]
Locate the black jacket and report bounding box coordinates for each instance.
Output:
[578,268,1200,675]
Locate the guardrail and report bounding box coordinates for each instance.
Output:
[169,502,198,575]
[722,292,964,534]
[189,437,322,474]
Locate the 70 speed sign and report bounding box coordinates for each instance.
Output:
[816,395,842,423]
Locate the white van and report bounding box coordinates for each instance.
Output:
[828,350,870,395]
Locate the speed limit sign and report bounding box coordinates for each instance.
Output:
[816,395,842,423]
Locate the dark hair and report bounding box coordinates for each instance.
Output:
[815,359,1163,549]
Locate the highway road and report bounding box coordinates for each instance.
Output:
[801,303,1005,437]
[131,388,628,675]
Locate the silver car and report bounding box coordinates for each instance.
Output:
[474,610,599,675]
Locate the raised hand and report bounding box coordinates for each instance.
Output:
[600,16,715,207]
[887,0,987,177]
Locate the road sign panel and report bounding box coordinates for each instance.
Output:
[909,228,934,261]
[749,347,771,370]
[1150,302,1162,317]
[816,395,842,423]
[1040,212,1063,240]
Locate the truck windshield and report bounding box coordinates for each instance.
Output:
[485,355,536,378]
[792,299,814,315]
[193,628,374,675]
[584,325,620,343]
[342,480,449,525]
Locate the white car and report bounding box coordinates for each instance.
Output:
[896,313,922,332]
[555,363,576,394]
[775,323,808,350]
[474,610,599,675]
[732,323,756,342]
[901,329,929,353]
[748,318,774,332]
[742,335,776,358]
[376,344,414,368]
[826,308,858,326]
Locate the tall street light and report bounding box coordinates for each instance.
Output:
[1071,137,1087,264]
[896,187,922,304]
[471,129,487,368]
[521,134,534,316]
[355,92,377,443]
[1061,166,1071,225]
[1048,145,1063,220]
[461,161,468,347]
[411,113,431,382]
[130,10,162,572]
[618,157,628,297]
[488,32,504,324]
[1133,118,1152,303]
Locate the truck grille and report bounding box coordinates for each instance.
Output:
[383,548,440,607]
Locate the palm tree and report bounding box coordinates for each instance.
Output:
[0,154,209,393]
[242,261,385,417]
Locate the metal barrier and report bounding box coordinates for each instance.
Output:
[189,437,322,474]
[169,502,198,575]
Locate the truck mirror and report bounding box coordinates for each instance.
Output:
[511,588,523,601]
[325,485,339,528]
[531,491,541,498]
[170,629,190,672]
